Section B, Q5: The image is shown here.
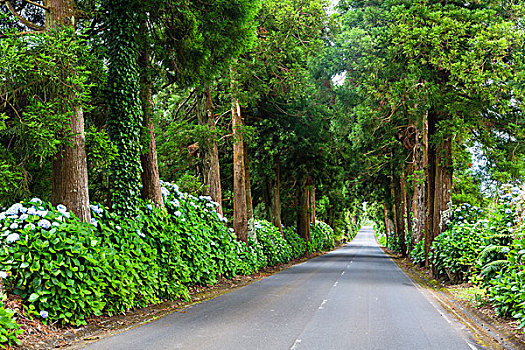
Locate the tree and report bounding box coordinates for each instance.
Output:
[325,0,524,262]
[1,0,92,221]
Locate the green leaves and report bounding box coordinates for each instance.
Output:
[103,0,144,217]
[0,294,22,347]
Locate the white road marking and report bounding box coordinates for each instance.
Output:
[318,299,328,309]
[441,313,452,324]
[333,281,338,287]
[466,341,478,350]
[290,339,301,350]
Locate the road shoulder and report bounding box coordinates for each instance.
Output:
[383,248,525,350]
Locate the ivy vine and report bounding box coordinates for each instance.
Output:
[103,0,143,217]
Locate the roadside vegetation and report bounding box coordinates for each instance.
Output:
[1,0,524,347]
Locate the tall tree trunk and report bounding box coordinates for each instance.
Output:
[425,110,453,268]
[197,87,223,214]
[268,153,282,232]
[244,142,253,221]
[309,184,316,225]
[51,106,90,222]
[297,179,311,241]
[394,178,407,257]
[400,171,408,256]
[383,202,390,243]
[424,112,435,266]
[390,166,399,247]
[139,20,163,207]
[328,206,334,229]
[48,0,90,222]
[411,121,426,245]
[232,95,248,242]
[432,139,453,240]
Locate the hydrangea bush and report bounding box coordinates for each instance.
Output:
[0,180,341,341]
[309,221,335,253]
[283,226,307,259]
[430,203,486,283]
[429,186,525,327]
[484,186,525,327]
[252,220,293,266]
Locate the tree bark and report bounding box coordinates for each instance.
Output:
[394,177,407,257]
[432,139,453,239]
[424,112,435,266]
[45,0,77,28]
[139,20,163,207]
[411,121,426,245]
[425,110,453,267]
[268,153,282,233]
[297,179,311,241]
[244,142,253,221]
[48,0,90,222]
[197,87,223,214]
[232,95,248,242]
[390,165,399,247]
[383,202,390,243]
[309,184,316,225]
[400,171,409,256]
[51,106,91,222]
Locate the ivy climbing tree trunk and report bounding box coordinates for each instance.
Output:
[104,0,143,216]
[232,95,248,242]
[47,0,91,222]
[197,87,223,214]
[139,20,163,207]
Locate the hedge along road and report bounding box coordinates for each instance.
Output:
[82,227,480,350]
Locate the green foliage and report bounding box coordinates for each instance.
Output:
[103,0,143,217]
[0,182,265,327]
[253,220,293,266]
[0,293,22,347]
[309,221,335,253]
[0,27,94,206]
[283,226,308,259]
[431,203,485,283]
[410,238,425,266]
[85,126,118,205]
[487,233,525,328]
[376,231,387,247]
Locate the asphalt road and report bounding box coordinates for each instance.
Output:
[83,227,479,350]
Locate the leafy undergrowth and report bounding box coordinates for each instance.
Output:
[0,181,339,347]
[10,251,327,350]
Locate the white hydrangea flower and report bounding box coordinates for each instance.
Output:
[6,233,20,243]
[38,219,51,229]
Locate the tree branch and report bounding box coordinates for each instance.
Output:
[22,0,48,10]
[4,0,44,30]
